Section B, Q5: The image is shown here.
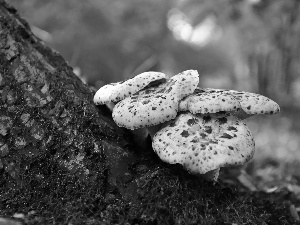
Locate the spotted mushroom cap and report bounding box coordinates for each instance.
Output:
[93,71,167,105]
[179,87,240,114]
[152,112,255,174]
[112,70,199,130]
[178,88,280,118]
[226,89,280,116]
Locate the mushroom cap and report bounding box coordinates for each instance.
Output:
[93,71,167,105]
[179,88,280,118]
[152,112,255,174]
[179,88,240,114]
[112,70,199,130]
[226,89,280,115]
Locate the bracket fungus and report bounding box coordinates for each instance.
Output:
[93,70,280,181]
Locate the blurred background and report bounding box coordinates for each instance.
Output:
[10,0,300,193]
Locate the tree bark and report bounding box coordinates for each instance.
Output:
[0,1,295,224]
[0,1,138,223]
[0,0,139,180]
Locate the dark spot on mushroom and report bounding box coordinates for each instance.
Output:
[200,133,207,138]
[247,106,251,110]
[187,118,198,126]
[194,89,205,94]
[166,87,173,93]
[203,115,211,123]
[152,107,157,110]
[228,146,234,150]
[191,137,199,143]
[227,126,238,132]
[204,126,212,134]
[220,133,233,139]
[180,130,189,138]
[218,117,227,124]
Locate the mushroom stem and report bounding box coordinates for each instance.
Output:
[203,168,220,182]
[131,128,151,150]
[147,123,165,138]
[106,102,115,111]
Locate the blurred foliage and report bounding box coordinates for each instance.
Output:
[10,0,170,87]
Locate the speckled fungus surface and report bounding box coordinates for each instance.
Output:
[179,88,280,119]
[226,89,280,117]
[112,70,199,130]
[179,88,240,114]
[93,71,166,105]
[93,69,280,181]
[152,112,255,175]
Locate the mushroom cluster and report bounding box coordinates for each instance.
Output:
[94,70,280,181]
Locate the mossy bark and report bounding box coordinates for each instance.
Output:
[0,0,138,221]
[0,1,296,224]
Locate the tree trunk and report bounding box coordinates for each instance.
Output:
[0,1,295,224]
[0,0,137,222]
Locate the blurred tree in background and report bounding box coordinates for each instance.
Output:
[10,0,300,105]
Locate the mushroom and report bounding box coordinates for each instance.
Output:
[179,87,240,114]
[179,88,280,119]
[93,70,280,182]
[226,89,280,119]
[93,71,167,105]
[152,112,255,181]
[93,71,168,147]
[112,70,199,130]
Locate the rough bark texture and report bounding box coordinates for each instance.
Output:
[0,1,296,224]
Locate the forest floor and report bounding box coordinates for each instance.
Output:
[1,106,300,225]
